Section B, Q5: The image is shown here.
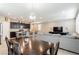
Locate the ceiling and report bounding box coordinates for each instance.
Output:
[0,3,79,22]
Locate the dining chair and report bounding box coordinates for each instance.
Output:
[50,43,54,55]
[54,42,60,55]
[43,43,54,55]
[12,42,21,55]
[5,37,13,55]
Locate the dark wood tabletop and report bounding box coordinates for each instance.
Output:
[9,37,54,55]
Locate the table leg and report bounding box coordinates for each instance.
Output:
[50,44,54,55]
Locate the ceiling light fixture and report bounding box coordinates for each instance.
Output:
[29,15,36,20]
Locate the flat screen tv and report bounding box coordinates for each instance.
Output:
[53,27,63,33]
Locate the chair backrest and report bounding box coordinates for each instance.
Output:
[54,42,60,55]
[5,37,10,48]
[12,42,21,55]
[5,37,14,55]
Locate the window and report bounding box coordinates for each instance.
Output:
[76,13,79,34]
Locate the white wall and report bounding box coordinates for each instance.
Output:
[0,17,10,40]
[40,19,75,33]
[2,22,10,40]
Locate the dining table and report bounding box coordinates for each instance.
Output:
[9,36,54,55]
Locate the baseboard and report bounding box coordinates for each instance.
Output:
[59,48,79,55]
